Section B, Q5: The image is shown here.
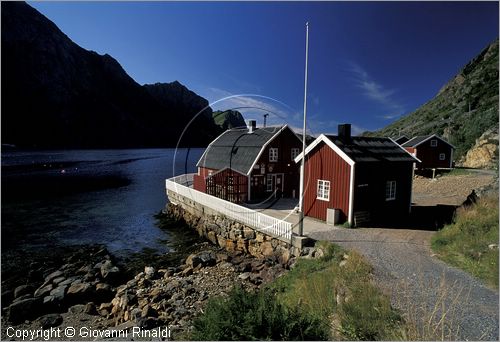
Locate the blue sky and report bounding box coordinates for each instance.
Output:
[30,1,498,136]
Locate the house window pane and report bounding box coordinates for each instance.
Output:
[430,139,438,147]
[385,181,396,201]
[269,148,278,162]
[317,179,330,201]
[439,153,446,160]
[291,148,300,160]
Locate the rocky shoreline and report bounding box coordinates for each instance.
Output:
[1,235,301,340]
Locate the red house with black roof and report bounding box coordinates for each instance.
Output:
[295,124,418,227]
[193,120,302,203]
[402,134,454,170]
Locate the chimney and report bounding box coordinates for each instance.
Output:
[338,124,351,142]
[263,113,269,127]
[248,120,257,133]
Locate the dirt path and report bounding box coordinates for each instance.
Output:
[412,170,496,206]
[308,228,499,341]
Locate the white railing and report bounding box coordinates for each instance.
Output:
[169,173,194,187]
[166,174,292,241]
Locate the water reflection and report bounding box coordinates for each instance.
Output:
[1,148,203,257]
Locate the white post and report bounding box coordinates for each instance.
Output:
[298,22,309,237]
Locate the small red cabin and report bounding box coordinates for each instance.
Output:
[295,124,417,226]
[194,121,302,203]
[402,134,454,169]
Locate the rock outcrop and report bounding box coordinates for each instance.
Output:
[3,246,122,324]
[458,126,499,169]
[103,247,288,333]
[1,238,327,336]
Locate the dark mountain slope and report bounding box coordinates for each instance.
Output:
[143,82,220,143]
[366,39,499,159]
[2,2,219,148]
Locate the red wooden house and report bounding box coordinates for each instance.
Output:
[402,134,454,169]
[295,124,418,226]
[193,120,303,203]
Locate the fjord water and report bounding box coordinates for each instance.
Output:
[1,148,203,257]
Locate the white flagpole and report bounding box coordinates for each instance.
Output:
[298,22,309,237]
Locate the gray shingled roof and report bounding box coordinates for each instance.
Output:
[401,135,433,148]
[394,135,409,144]
[197,126,286,175]
[324,135,417,163]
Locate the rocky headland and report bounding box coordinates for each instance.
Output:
[2,2,244,149]
[458,126,499,169]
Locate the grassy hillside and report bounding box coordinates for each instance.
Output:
[367,39,499,160]
[432,194,499,288]
[212,110,246,130]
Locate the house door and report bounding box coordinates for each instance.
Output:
[266,174,284,197]
[355,184,370,211]
[251,175,265,199]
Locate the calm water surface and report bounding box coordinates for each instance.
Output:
[1,148,203,257]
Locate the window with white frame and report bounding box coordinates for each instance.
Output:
[439,153,446,161]
[317,180,330,201]
[430,139,438,147]
[385,181,396,201]
[291,148,300,160]
[269,148,278,162]
[266,174,273,192]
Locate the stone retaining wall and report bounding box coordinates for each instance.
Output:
[166,190,306,261]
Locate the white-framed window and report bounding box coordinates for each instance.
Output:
[266,174,273,192]
[291,148,300,160]
[317,180,330,201]
[269,148,278,162]
[385,181,396,201]
[430,139,438,147]
[439,153,446,161]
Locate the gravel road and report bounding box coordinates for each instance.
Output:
[264,171,498,339]
[308,228,499,341]
[307,172,499,340]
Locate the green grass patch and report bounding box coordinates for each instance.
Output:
[443,168,474,177]
[191,286,329,340]
[431,194,499,288]
[191,241,406,340]
[272,241,403,340]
